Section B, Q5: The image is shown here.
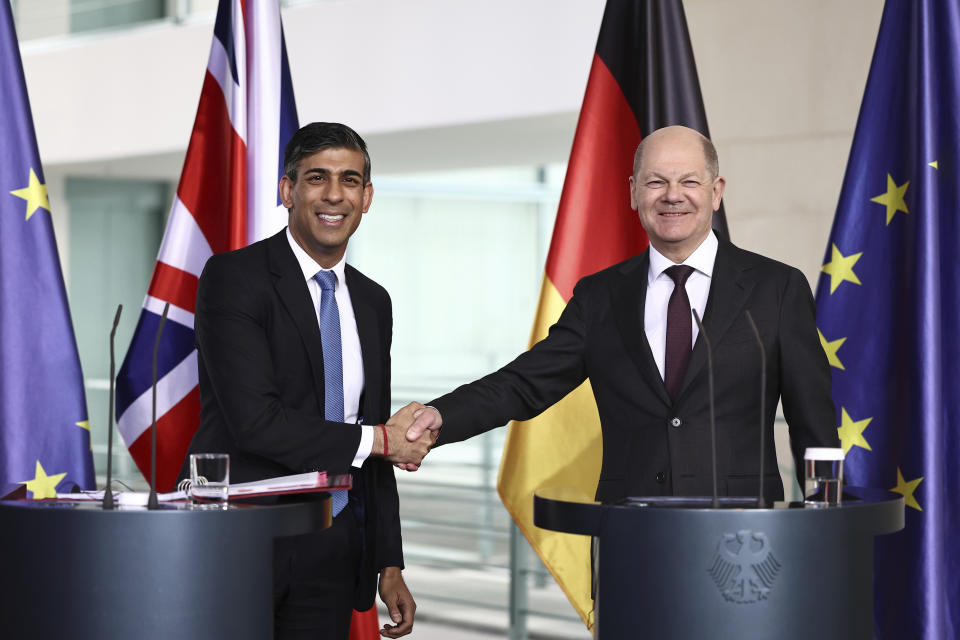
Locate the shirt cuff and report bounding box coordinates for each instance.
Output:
[353,424,374,468]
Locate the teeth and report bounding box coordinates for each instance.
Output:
[318,214,345,222]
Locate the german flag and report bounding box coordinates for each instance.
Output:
[496,0,727,628]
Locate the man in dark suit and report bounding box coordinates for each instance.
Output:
[403,125,838,504]
[184,122,432,639]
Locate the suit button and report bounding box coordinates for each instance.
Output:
[669,416,682,428]
[655,472,666,483]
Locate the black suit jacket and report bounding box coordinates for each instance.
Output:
[432,241,838,504]
[183,229,401,609]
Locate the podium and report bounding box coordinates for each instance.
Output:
[534,487,904,640]
[0,497,329,640]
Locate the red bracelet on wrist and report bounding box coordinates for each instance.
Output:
[379,424,388,457]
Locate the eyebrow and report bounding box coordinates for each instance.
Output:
[302,167,363,179]
[642,171,703,181]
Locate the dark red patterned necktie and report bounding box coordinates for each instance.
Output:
[664,265,695,399]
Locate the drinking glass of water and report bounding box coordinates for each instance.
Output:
[189,453,230,504]
[803,447,844,506]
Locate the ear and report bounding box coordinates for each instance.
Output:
[711,176,726,211]
[361,182,374,213]
[628,176,639,211]
[279,175,294,209]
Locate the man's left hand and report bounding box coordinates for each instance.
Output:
[378,566,416,637]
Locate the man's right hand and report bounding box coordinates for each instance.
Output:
[375,403,435,466]
[391,406,443,472]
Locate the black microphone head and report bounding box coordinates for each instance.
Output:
[111,304,123,333]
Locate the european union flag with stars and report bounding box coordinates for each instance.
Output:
[815,0,960,636]
[0,3,94,499]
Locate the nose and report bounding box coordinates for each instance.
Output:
[662,181,683,203]
[322,180,344,203]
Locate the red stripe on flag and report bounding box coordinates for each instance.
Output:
[147,262,199,313]
[546,53,648,302]
[128,385,202,492]
[176,71,248,254]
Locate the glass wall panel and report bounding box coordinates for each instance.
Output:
[69,0,164,34]
[66,177,168,487]
[348,166,561,400]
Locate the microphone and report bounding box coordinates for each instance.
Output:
[102,304,123,510]
[147,302,170,510]
[744,310,768,508]
[691,309,719,508]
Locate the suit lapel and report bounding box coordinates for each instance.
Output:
[346,265,380,423]
[679,242,757,397]
[268,231,328,409]
[610,251,672,405]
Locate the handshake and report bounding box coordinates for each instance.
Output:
[376,402,443,471]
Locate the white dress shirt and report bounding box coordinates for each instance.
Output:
[286,228,372,467]
[644,231,719,381]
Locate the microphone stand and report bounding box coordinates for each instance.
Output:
[102,304,122,510]
[692,310,719,508]
[744,310,768,508]
[147,302,170,510]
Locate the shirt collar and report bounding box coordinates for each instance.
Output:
[285,227,347,287]
[647,230,719,285]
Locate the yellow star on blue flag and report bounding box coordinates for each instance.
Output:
[818,329,846,370]
[9,167,49,220]
[821,244,862,294]
[837,407,871,455]
[869,173,909,225]
[891,468,923,512]
[19,461,67,500]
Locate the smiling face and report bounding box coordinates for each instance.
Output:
[629,126,725,263]
[281,147,373,268]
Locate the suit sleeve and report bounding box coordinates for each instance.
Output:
[373,294,404,569]
[777,267,839,486]
[195,255,361,474]
[432,278,591,444]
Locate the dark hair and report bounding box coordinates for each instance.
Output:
[283,122,371,184]
[632,128,719,179]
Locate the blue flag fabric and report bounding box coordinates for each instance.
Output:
[0,4,94,498]
[814,1,960,637]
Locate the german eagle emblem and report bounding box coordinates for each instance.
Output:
[707,530,780,603]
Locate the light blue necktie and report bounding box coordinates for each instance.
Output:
[314,270,348,517]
